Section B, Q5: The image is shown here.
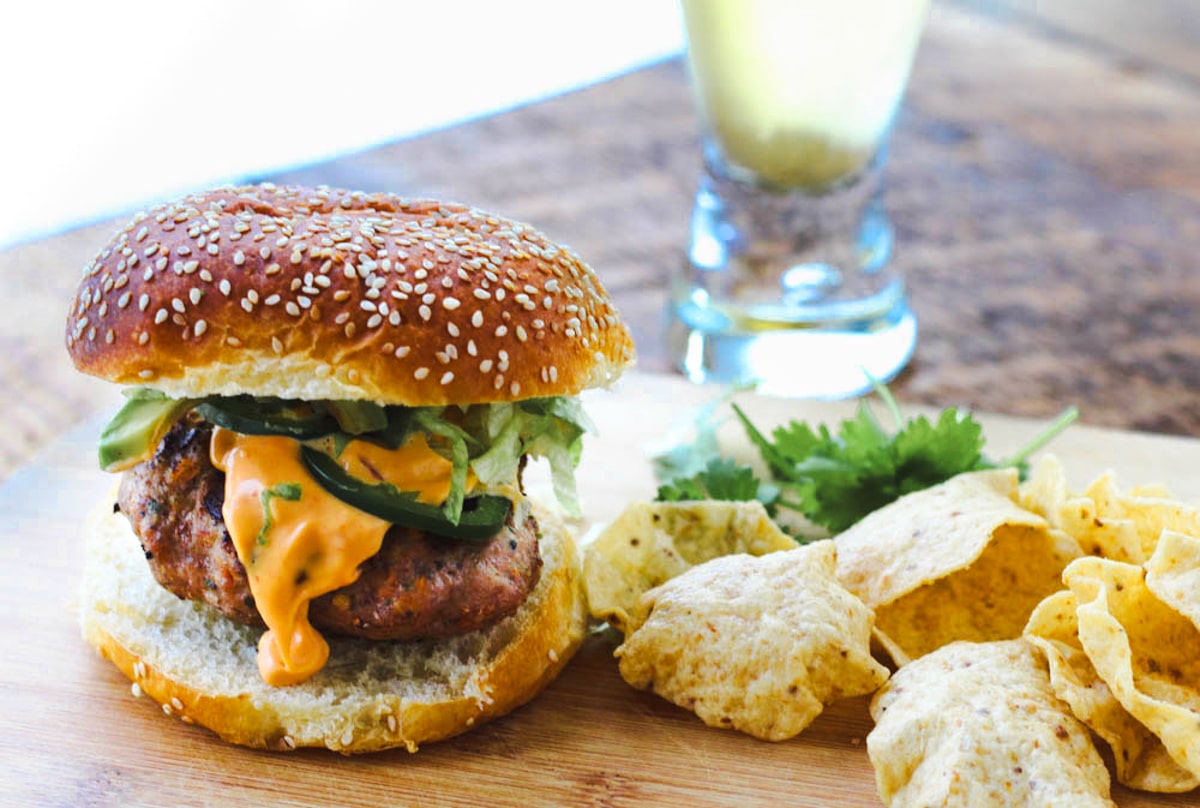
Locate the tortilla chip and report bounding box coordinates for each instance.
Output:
[1020,455,1200,564]
[1020,456,1145,562]
[867,640,1113,807]
[835,469,1081,665]
[583,500,795,634]
[1068,556,1200,779]
[1145,529,1200,630]
[1024,590,1199,792]
[615,541,888,741]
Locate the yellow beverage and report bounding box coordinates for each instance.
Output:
[682,0,930,191]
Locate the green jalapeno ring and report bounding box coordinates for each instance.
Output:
[300,446,511,541]
[196,397,340,440]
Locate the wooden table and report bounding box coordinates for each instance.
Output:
[3,1,1200,804]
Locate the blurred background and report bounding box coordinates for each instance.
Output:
[4,0,1200,480]
[0,0,684,249]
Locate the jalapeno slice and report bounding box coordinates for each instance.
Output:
[300,446,511,541]
[197,396,339,440]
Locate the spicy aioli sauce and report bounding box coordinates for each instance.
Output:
[210,428,392,686]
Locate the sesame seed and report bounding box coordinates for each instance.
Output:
[440,371,454,385]
[117,291,132,309]
[264,294,280,306]
[367,314,383,328]
[189,288,203,305]
[495,325,508,338]
[515,326,528,342]
[131,683,142,698]
[241,299,254,313]
[139,369,155,380]
[138,332,149,345]
[414,367,430,380]
[194,320,207,337]
[233,250,245,266]
[285,302,301,317]
[394,346,410,358]
[419,305,432,322]
[480,359,493,373]
[471,310,484,328]
[443,297,461,310]
[272,337,283,354]
[154,308,168,324]
[510,381,521,396]
[473,288,491,300]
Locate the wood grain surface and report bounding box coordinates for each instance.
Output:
[3,371,1200,807]
[4,1,1200,485]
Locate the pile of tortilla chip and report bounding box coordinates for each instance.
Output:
[583,456,1200,803]
[1021,456,1200,793]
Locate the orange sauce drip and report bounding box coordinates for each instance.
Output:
[210,428,391,686]
[335,433,470,505]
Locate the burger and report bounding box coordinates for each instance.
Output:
[65,184,635,752]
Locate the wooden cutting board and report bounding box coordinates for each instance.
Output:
[2,372,1197,807]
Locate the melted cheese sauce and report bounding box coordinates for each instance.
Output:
[211,428,392,686]
[335,433,470,505]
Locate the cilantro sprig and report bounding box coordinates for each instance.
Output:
[655,383,1078,535]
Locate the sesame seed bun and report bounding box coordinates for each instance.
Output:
[80,490,588,753]
[66,184,635,404]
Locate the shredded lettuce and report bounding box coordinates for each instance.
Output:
[414,396,593,522]
[411,408,476,523]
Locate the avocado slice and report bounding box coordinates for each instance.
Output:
[99,389,196,472]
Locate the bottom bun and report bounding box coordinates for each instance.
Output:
[79,493,587,753]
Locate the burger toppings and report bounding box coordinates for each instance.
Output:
[99,387,592,685]
[100,389,592,529]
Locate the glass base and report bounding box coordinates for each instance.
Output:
[669,143,917,399]
[669,296,917,399]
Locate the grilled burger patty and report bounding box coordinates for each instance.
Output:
[116,415,543,641]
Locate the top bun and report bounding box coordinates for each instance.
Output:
[66,185,635,405]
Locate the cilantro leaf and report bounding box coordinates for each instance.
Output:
[653,384,1078,537]
[656,457,780,513]
[257,482,303,545]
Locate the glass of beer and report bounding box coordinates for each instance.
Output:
[669,0,930,397]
